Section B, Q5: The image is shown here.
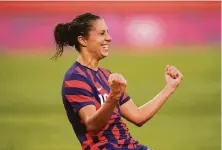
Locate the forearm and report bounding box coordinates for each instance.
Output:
[138,86,175,125]
[86,94,119,134]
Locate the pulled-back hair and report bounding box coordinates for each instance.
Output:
[52,13,100,60]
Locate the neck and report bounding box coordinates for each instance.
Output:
[76,51,99,71]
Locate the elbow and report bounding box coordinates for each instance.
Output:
[135,123,143,127]
[86,126,100,134]
[133,118,144,127]
[134,121,144,127]
[85,123,101,134]
[134,116,153,127]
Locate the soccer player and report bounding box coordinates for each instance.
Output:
[53,13,183,150]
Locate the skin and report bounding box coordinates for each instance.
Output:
[77,18,112,70]
[75,18,183,134]
[120,65,183,127]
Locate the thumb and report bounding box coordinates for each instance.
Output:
[175,77,181,83]
[165,65,170,72]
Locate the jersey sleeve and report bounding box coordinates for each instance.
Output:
[119,92,131,106]
[63,73,96,114]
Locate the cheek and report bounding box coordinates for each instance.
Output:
[87,39,97,48]
[94,40,104,49]
[88,40,102,52]
[87,35,105,50]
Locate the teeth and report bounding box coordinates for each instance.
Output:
[102,45,108,49]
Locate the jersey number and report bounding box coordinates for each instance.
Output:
[98,94,109,105]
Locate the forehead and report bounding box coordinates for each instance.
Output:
[91,19,108,31]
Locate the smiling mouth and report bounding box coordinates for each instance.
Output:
[101,44,109,50]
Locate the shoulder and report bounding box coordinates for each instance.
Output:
[63,72,94,94]
[63,67,91,87]
[64,63,90,80]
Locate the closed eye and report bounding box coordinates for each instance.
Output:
[99,30,108,35]
[100,32,105,35]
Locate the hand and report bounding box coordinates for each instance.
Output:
[108,73,127,100]
[165,65,183,91]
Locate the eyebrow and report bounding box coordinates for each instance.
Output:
[100,29,108,32]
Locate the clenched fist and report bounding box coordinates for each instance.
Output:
[108,73,127,100]
[165,65,183,90]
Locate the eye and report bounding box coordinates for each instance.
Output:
[100,32,105,35]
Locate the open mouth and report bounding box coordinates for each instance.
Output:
[101,44,109,50]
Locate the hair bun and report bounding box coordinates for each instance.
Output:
[52,13,100,59]
[54,23,70,46]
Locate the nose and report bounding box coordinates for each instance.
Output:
[106,33,112,42]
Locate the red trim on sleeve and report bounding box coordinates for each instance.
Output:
[65,80,92,93]
[66,95,93,103]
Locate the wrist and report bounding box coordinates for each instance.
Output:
[164,85,176,94]
[107,92,121,102]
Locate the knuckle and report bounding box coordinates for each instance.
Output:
[113,78,118,82]
[113,73,117,76]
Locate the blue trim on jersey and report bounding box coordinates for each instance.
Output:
[120,96,131,106]
[70,101,95,114]
[65,87,93,97]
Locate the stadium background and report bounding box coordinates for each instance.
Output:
[0,1,220,150]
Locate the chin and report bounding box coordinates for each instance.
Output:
[101,52,109,58]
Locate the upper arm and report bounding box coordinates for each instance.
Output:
[78,105,97,124]
[63,74,97,123]
[120,98,141,126]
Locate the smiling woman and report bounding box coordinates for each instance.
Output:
[53,13,111,60]
[53,12,183,150]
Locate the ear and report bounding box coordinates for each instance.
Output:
[77,35,87,47]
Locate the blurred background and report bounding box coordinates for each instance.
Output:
[0,1,221,150]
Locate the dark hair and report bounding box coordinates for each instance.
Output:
[52,13,100,60]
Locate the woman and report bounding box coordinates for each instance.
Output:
[53,13,183,150]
